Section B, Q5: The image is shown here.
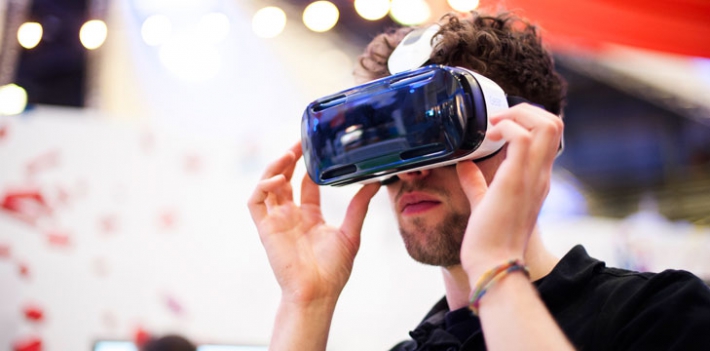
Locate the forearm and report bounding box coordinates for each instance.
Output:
[269,296,339,351]
[476,273,574,351]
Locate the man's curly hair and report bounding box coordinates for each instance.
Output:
[354,11,567,116]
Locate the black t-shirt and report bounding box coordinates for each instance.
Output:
[390,245,710,351]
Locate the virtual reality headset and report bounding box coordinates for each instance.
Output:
[302,64,531,186]
[300,25,561,186]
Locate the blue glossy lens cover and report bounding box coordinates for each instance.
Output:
[301,65,477,186]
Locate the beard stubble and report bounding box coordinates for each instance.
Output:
[396,180,470,267]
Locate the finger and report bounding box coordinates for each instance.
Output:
[486,119,531,171]
[283,141,304,181]
[489,103,559,128]
[260,149,297,181]
[490,104,562,167]
[340,182,381,244]
[300,173,321,207]
[248,174,287,223]
[456,160,488,205]
[260,142,303,182]
[289,140,304,159]
[490,105,562,146]
[264,175,293,209]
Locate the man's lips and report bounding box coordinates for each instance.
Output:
[398,192,441,215]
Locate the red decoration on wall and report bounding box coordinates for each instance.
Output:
[99,214,119,234]
[26,150,61,177]
[158,209,178,231]
[164,293,184,316]
[46,231,71,247]
[13,336,42,351]
[18,262,30,278]
[184,153,203,174]
[0,243,10,258]
[23,304,44,322]
[54,186,71,207]
[0,189,53,226]
[0,123,8,142]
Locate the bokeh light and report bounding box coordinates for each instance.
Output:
[447,0,480,12]
[80,19,108,50]
[303,1,339,33]
[141,14,172,46]
[0,84,28,116]
[390,0,430,25]
[354,0,390,21]
[252,6,287,38]
[159,36,222,81]
[17,22,43,49]
[198,12,231,44]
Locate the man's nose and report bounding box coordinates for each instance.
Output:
[397,168,431,181]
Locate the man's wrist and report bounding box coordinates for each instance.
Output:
[280,292,340,310]
[271,294,339,350]
[462,251,524,283]
[279,280,345,306]
[467,259,530,315]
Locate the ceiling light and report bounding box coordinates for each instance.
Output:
[17,22,43,49]
[141,15,172,46]
[303,1,339,33]
[0,84,28,116]
[80,20,108,50]
[354,0,390,21]
[252,6,287,38]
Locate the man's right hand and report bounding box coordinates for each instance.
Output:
[247,142,381,305]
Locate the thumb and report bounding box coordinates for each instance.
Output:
[340,182,381,245]
[456,161,488,205]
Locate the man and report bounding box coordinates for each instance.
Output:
[248,10,710,350]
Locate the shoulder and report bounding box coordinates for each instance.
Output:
[545,245,710,349]
[548,245,708,303]
[595,267,710,349]
[594,266,710,305]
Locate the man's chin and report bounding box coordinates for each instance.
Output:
[398,209,468,267]
[402,239,463,267]
[407,250,462,267]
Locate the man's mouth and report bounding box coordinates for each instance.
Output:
[402,201,441,215]
[399,193,441,215]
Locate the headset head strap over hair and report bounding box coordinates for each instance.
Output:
[388,22,565,159]
[387,24,441,75]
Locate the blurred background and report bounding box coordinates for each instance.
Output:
[0,0,709,350]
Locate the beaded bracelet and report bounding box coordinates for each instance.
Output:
[469,259,530,316]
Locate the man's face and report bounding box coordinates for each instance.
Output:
[385,156,501,267]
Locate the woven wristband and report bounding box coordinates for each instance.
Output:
[469,259,530,315]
